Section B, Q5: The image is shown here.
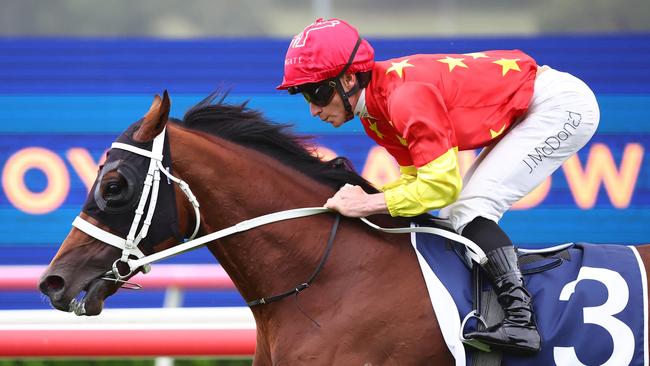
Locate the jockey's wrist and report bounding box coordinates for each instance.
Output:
[364,192,390,216]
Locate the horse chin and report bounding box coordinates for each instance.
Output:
[70,277,116,316]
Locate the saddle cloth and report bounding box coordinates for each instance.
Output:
[412,229,648,366]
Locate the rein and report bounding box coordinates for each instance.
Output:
[71,128,487,310]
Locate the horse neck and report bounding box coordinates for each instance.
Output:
[168,124,340,302]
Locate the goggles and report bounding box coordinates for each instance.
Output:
[288,79,338,107]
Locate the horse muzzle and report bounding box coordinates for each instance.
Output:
[39,272,117,316]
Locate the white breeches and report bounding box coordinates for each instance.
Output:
[439,67,600,233]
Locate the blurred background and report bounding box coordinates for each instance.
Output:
[2,0,650,36]
[0,0,648,365]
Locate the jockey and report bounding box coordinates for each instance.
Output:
[278,18,599,355]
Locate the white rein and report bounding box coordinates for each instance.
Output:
[71,128,487,284]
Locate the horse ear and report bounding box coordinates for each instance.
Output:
[134,90,171,142]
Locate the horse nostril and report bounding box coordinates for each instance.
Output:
[39,275,65,295]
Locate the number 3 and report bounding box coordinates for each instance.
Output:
[554,266,634,366]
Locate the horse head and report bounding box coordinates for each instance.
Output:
[38,90,357,315]
[39,91,195,315]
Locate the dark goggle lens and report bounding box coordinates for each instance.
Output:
[301,80,336,107]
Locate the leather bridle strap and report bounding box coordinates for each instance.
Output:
[247,213,341,307]
[243,215,487,307]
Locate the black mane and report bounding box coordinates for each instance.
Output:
[175,91,378,193]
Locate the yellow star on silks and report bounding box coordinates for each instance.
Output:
[369,121,384,139]
[490,123,507,139]
[437,56,468,72]
[385,59,414,78]
[464,52,489,59]
[493,58,521,76]
[396,134,408,146]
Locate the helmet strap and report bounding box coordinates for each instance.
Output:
[334,79,360,120]
[334,37,363,120]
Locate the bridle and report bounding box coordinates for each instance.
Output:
[70,127,487,310]
[72,127,200,283]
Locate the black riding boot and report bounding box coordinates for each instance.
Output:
[465,246,541,355]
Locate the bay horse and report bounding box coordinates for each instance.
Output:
[39,91,650,365]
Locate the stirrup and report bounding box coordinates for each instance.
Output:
[460,311,492,353]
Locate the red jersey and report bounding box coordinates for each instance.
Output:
[360,50,537,168]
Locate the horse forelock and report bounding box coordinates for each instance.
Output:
[172,92,378,194]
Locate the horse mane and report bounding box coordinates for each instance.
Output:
[174,91,379,194]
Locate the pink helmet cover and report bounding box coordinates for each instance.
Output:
[277,18,375,90]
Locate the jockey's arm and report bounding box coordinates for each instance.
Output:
[324,155,461,218]
[382,150,461,217]
[382,82,462,217]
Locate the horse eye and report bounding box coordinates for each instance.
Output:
[105,182,122,196]
[102,180,125,201]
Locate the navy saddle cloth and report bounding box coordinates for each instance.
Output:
[414,232,648,366]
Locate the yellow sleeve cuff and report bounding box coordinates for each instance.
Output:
[380,165,417,191]
[384,148,462,217]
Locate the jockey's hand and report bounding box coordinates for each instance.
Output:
[324,184,389,217]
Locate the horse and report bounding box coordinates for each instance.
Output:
[39,91,650,365]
